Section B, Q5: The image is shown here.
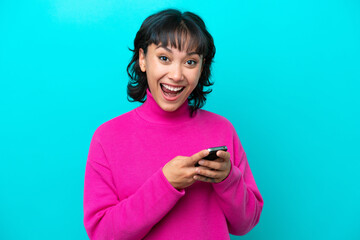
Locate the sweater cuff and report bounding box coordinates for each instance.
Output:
[212,163,242,191]
[158,168,185,196]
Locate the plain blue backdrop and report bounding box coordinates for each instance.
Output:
[1,0,359,239]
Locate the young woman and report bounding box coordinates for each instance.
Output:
[84,9,263,240]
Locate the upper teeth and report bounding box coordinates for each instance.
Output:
[162,84,183,91]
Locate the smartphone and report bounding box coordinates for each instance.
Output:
[196,146,228,166]
[204,146,228,160]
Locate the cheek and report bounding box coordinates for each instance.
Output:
[147,63,166,81]
[145,66,158,85]
[192,80,200,91]
[190,70,202,87]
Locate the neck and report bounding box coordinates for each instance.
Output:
[136,89,194,125]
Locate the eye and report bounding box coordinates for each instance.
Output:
[159,56,169,62]
[186,60,197,66]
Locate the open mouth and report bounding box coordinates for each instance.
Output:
[160,83,185,98]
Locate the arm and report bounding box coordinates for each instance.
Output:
[212,131,264,235]
[83,134,185,240]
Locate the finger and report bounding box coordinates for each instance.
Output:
[198,159,224,170]
[189,149,209,164]
[193,175,217,183]
[213,158,230,171]
[194,175,215,182]
[216,150,231,161]
[196,167,222,179]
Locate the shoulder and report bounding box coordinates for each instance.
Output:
[92,108,139,140]
[196,109,235,130]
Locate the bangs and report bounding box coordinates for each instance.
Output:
[147,19,208,56]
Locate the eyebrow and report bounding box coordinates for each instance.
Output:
[156,45,199,56]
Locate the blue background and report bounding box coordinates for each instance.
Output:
[1,0,359,239]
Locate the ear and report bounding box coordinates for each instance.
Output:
[139,48,146,72]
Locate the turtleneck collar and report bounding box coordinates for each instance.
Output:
[136,89,194,125]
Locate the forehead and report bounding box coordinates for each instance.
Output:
[153,43,201,56]
[149,29,204,55]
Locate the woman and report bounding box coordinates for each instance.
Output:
[84,9,263,240]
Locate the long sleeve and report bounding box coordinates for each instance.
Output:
[83,133,185,240]
[212,129,264,236]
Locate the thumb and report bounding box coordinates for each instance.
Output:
[189,149,209,164]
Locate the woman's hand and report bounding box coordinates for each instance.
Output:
[194,150,231,183]
[162,150,209,190]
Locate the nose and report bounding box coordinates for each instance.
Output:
[168,63,184,82]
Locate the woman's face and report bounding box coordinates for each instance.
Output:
[139,43,203,112]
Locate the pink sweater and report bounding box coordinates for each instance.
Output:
[83,90,263,240]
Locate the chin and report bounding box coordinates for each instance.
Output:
[160,104,180,112]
